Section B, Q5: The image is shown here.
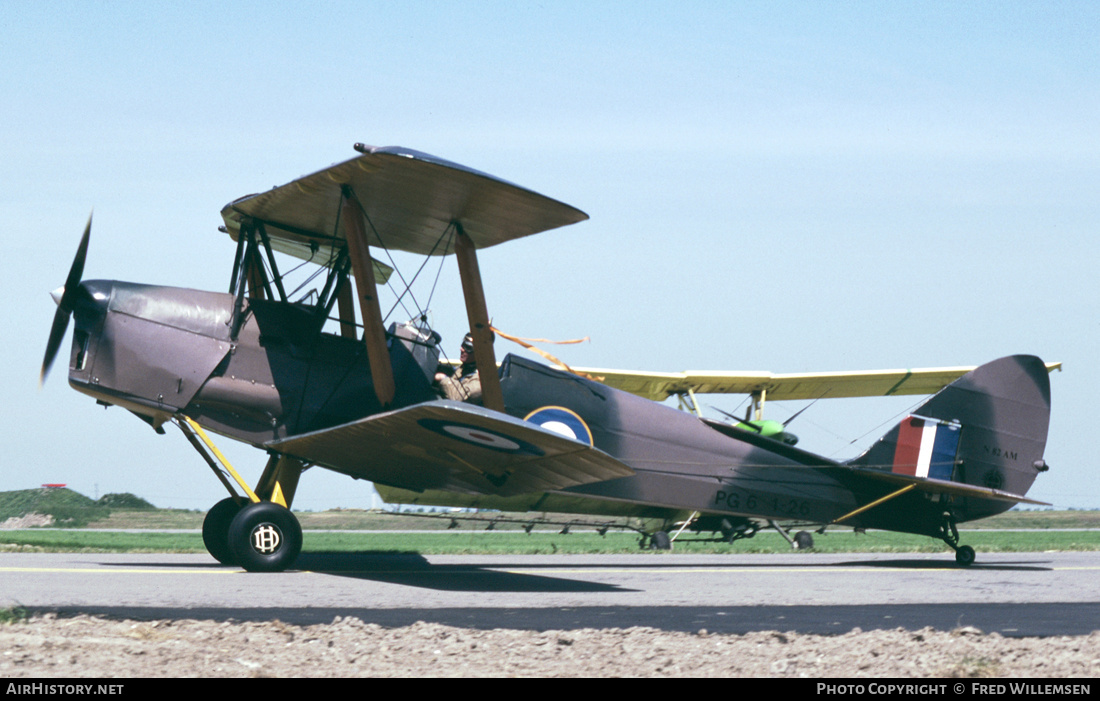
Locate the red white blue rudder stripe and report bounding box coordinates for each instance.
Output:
[892,416,961,481]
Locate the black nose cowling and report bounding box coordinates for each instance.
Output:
[41,214,92,385]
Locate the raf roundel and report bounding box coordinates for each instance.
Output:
[417,418,544,455]
[524,406,594,446]
[442,424,521,450]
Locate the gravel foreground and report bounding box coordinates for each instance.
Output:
[1,614,1098,678]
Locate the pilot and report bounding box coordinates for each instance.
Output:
[434,331,492,404]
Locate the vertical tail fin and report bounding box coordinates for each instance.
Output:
[848,355,1052,508]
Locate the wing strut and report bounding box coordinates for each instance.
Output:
[454,223,505,412]
[335,277,358,339]
[750,389,766,421]
[341,186,396,406]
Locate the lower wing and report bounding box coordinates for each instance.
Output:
[266,401,634,497]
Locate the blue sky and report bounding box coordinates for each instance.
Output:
[3,1,1097,511]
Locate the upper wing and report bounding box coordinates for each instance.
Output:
[586,363,1063,402]
[266,400,633,497]
[220,145,589,264]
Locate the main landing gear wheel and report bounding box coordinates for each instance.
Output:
[955,545,976,567]
[793,531,814,550]
[228,501,302,573]
[202,497,244,565]
[648,531,672,551]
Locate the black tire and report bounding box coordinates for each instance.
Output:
[794,531,814,550]
[649,530,672,551]
[719,519,736,543]
[202,497,244,565]
[955,545,976,567]
[228,501,302,573]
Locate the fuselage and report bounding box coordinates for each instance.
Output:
[67,280,1024,539]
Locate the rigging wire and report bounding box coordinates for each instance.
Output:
[286,251,326,301]
[825,395,928,460]
[345,189,426,321]
[422,224,457,316]
[381,222,456,323]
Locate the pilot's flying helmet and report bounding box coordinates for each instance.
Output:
[461,331,494,352]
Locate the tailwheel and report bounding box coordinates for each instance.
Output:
[955,545,976,567]
[939,512,976,567]
[228,501,303,573]
[202,497,245,565]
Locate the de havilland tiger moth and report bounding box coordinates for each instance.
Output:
[41,143,1060,571]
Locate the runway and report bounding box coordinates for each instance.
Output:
[2,551,1098,637]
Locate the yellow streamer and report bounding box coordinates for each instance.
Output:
[490,325,603,382]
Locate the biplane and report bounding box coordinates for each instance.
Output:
[42,143,1058,571]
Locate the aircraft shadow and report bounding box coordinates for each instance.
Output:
[294,552,636,593]
[97,551,635,593]
[827,557,1053,571]
[99,551,1053,576]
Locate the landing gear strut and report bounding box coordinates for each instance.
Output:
[177,416,305,572]
[939,512,976,566]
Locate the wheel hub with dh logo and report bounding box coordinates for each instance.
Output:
[250,523,283,554]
